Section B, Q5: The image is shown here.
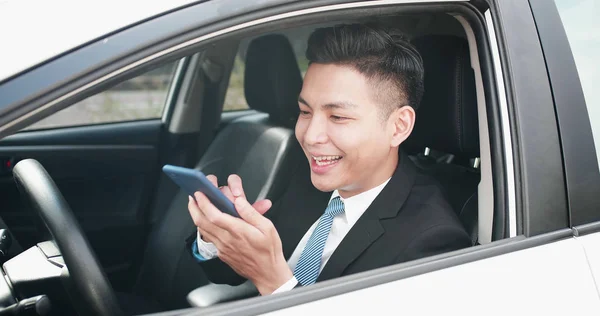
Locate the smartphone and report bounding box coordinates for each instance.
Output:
[162,165,239,218]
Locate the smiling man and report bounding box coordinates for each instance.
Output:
[186,23,471,295]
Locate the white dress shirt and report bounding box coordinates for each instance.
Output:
[196,177,391,294]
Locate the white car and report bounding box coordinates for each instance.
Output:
[0,0,599,315]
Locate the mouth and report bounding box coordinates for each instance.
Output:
[312,155,343,166]
[309,155,344,175]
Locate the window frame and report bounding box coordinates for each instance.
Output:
[18,60,183,132]
[486,0,569,236]
[529,0,600,226]
[162,57,190,124]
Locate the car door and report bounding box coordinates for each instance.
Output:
[1,0,597,315]
[0,60,184,290]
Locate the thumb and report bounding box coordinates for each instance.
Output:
[235,197,269,230]
[252,199,272,215]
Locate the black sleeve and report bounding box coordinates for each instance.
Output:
[397,224,472,263]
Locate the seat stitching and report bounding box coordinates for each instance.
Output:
[454,49,463,153]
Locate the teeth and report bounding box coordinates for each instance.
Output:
[312,155,342,166]
[313,155,341,161]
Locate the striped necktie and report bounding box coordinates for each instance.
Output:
[294,197,345,286]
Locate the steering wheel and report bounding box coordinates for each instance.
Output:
[12,159,122,316]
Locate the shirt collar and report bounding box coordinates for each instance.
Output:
[329,177,392,226]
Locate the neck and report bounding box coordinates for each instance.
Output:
[338,150,399,199]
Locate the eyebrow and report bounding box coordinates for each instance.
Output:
[298,95,359,110]
[298,96,311,108]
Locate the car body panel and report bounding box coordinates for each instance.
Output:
[579,232,600,290]
[264,238,600,315]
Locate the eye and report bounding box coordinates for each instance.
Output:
[299,110,311,117]
[331,115,348,121]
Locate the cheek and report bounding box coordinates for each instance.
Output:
[329,124,365,158]
[335,123,386,161]
[295,119,306,143]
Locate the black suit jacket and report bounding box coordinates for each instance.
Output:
[186,150,472,286]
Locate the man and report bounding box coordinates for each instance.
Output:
[186,23,471,295]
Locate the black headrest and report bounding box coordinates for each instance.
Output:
[244,34,303,128]
[405,35,479,157]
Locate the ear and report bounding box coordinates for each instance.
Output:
[389,105,416,147]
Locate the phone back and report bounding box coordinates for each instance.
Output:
[162,165,239,217]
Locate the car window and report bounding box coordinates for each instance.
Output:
[22,61,179,131]
[222,32,310,112]
[222,54,249,112]
[554,0,600,167]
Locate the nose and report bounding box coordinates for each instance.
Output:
[303,115,329,145]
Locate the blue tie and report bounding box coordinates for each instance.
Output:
[294,197,345,286]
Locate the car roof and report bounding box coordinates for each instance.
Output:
[0,0,200,82]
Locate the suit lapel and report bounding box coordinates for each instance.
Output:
[317,151,417,281]
[317,211,383,281]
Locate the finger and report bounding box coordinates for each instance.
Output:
[194,191,243,231]
[220,185,235,203]
[189,196,222,237]
[188,196,204,226]
[235,197,271,232]
[206,174,218,187]
[252,199,272,215]
[227,174,245,198]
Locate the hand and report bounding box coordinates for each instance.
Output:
[196,175,271,243]
[187,174,293,295]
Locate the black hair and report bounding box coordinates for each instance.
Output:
[306,23,424,116]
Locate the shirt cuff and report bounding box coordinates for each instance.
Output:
[271,277,298,294]
[191,231,218,262]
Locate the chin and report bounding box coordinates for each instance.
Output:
[309,174,339,192]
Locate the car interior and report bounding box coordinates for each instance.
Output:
[0,10,496,316]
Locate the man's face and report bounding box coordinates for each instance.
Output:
[295,63,401,196]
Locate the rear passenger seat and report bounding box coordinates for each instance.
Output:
[405,35,481,245]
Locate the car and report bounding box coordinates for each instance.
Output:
[0,0,599,315]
